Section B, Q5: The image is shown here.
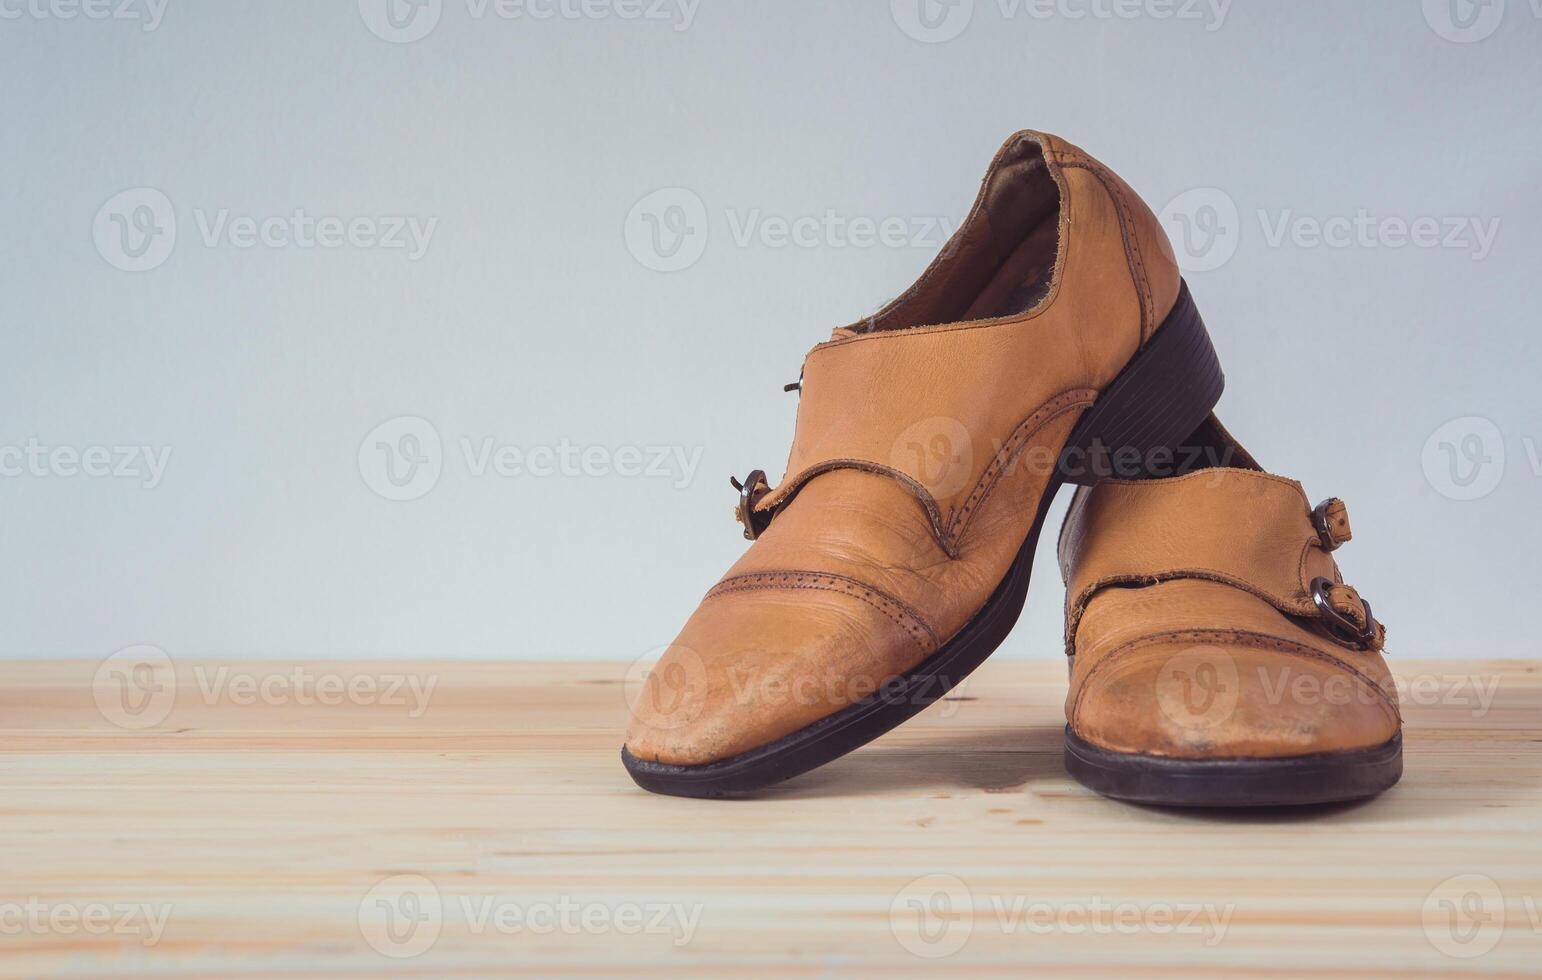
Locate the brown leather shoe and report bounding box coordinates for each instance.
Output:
[623,130,1225,796]
[1058,418,1403,806]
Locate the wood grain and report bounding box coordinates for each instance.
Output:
[0,658,1538,977]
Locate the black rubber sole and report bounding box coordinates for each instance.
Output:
[623,282,1223,798]
[1064,729,1404,807]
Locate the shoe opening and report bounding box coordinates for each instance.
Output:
[857,134,1062,333]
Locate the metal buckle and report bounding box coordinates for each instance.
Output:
[730,469,772,541]
[1311,498,1344,552]
[1309,576,1378,649]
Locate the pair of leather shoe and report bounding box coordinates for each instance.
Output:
[623,131,1400,806]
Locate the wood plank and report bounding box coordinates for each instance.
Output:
[0,659,1538,977]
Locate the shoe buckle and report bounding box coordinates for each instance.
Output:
[1310,497,1351,552]
[730,469,772,541]
[1309,576,1379,650]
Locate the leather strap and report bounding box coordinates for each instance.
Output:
[1059,469,1350,644]
[751,388,1095,558]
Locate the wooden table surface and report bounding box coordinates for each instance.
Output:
[1,657,1538,977]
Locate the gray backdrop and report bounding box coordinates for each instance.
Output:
[2,0,1537,662]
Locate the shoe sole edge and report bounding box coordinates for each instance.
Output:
[1063,727,1404,807]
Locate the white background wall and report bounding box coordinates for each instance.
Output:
[2,0,1538,661]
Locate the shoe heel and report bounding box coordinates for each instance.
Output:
[1058,280,1224,486]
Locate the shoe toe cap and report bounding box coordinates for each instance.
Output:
[1070,639,1401,760]
[624,585,932,767]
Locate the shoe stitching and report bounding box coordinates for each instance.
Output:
[1056,158,1153,343]
[945,388,1097,547]
[705,570,940,654]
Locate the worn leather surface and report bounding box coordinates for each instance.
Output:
[625,130,1181,765]
[1060,464,1400,760]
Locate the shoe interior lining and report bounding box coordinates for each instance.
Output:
[859,136,1062,333]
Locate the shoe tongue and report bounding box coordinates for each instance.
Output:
[1179,415,1263,473]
